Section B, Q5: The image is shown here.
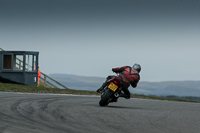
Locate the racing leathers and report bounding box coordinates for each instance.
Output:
[97,66,140,99]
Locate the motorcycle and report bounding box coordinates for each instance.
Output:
[99,74,122,106]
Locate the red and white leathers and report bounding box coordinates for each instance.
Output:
[112,66,140,88]
[111,66,140,98]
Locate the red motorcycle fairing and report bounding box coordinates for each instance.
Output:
[106,76,122,90]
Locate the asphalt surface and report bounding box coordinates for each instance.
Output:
[0,92,200,133]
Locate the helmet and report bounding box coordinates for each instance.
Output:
[133,63,141,73]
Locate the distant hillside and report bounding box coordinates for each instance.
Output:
[49,74,105,91]
[135,81,200,97]
[50,74,200,97]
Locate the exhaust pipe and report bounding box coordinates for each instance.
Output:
[114,93,119,98]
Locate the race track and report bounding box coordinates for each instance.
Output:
[0,92,200,133]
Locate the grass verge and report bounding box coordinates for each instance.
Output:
[0,83,99,95]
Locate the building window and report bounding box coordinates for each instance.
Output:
[33,55,37,71]
[3,55,12,69]
[13,55,24,71]
[26,55,33,71]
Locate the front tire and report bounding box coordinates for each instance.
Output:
[99,89,114,106]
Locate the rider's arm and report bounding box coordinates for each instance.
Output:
[131,82,137,88]
[131,78,140,88]
[112,66,126,73]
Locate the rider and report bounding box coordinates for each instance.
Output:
[97,63,141,99]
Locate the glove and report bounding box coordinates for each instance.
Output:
[112,68,115,72]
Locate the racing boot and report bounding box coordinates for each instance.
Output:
[96,82,108,93]
[119,93,130,99]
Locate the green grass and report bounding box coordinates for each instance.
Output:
[0,82,99,95]
[0,82,199,103]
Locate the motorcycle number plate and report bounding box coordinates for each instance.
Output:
[108,82,118,92]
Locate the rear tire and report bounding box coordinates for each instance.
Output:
[99,89,114,106]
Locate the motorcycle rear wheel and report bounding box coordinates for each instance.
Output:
[99,89,114,106]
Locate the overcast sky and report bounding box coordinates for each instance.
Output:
[0,0,200,82]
